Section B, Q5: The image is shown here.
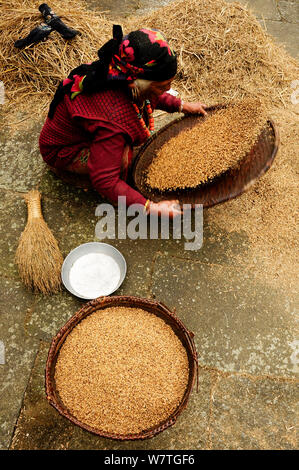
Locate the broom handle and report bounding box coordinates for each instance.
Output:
[24,190,43,221]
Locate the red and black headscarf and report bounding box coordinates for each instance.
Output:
[48,25,177,118]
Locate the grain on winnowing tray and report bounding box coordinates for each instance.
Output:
[55,307,189,435]
[146,99,267,190]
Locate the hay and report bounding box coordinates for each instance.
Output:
[146,98,267,190]
[1,0,298,123]
[0,0,113,118]
[125,0,299,107]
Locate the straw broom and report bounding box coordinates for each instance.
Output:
[15,189,63,294]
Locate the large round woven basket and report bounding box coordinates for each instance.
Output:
[132,105,279,207]
[45,295,198,440]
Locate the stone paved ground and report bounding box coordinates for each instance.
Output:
[0,0,298,451]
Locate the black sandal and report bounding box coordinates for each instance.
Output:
[14,23,52,48]
[38,3,79,39]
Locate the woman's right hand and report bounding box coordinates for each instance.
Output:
[147,199,182,218]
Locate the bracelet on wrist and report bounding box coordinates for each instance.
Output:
[143,199,150,214]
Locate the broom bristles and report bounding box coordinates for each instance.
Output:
[16,205,64,294]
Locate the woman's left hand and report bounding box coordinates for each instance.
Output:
[181,101,208,116]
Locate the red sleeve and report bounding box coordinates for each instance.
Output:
[153,93,182,113]
[81,120,147,207]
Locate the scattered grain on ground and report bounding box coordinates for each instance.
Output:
[208,106,299,292]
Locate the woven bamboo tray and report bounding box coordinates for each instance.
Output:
[132,105,279,207]
[45,295,198,440]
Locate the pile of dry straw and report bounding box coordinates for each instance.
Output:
[0,0,298,117]
[126,0,298,107]
[0,0,112,117]
[0,0,298,289]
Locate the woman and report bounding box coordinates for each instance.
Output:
[39,25,207,217]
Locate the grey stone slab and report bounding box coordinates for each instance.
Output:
[211,374,298,449]
[177,216,249,267]
[40,195,99,257]
[105,221,244,295]
[45,201,155,296]
[108,238,154,298]
[0,277,39,449]
[24,207,155,338]
[151,255,299,378]
[0,123,45,191]
[278,0,299,23]
[0,191,98,280]
[85,0,173,18]
[227,0,281,20]
[11,341,211,450]
[11,341,81,450]
[153,111,182,131]
[135,0,179,16]
[94,206,249,267]
[25,291,82,341]
[22,200,156,339]
[0,192,27,279]
[260,19,299,58]
[38,168,100,206]
[85,0,141,16]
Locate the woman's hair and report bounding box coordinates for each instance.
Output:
[48,25,177,119]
